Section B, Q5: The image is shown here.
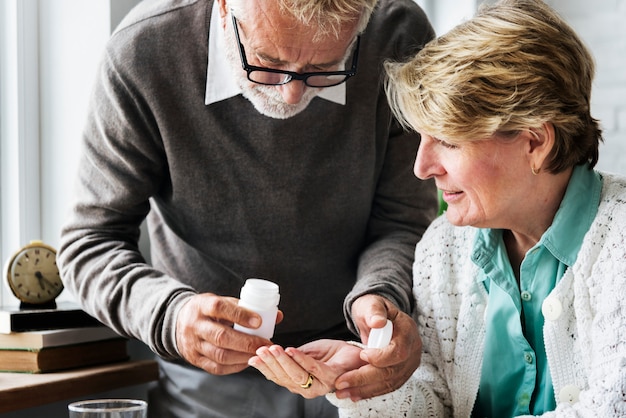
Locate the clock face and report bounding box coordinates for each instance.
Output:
[6,245,64,304]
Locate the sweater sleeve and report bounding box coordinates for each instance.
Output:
[342,0,438,334]
[57,38,195,360]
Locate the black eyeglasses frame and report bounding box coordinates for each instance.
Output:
[230,13,360,88]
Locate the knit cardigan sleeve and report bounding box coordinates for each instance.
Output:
[341,0,437,331]
[327,375,445,417]
[328,217,469,417]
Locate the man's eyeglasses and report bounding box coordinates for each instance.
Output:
[231,14,360,88]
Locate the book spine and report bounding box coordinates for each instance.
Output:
[1,311,102,333]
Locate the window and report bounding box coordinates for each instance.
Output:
[0,0,118,306]
[1,1,42,306]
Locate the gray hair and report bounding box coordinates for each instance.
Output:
[229,0,378,40]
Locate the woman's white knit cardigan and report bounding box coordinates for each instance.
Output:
[329,172,626,417]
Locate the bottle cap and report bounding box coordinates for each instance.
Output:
[367,319,393,349]
[240,278,280,309]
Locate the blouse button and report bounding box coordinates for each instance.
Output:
[558,384,580,404]
[521,291,532,301]
[542,297,563,321]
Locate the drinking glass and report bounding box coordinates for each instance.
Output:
[68,399,147,418]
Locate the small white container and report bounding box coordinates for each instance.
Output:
[367,319,393,349]
[233,278,280,339]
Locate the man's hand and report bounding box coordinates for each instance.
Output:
[334,294,422,401]
[175,293,282,375]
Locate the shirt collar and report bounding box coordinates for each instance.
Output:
[205,1,346,106]
[539,164,601,265]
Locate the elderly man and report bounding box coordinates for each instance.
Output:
[58,0,437,416]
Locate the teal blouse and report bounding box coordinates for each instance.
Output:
[471,165,601,417]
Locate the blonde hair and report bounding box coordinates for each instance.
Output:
[385,0,602,172]
[230,0,378,40]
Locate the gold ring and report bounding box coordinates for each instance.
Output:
[300,373,314,389]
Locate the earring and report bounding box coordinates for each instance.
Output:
[531,165,539,175]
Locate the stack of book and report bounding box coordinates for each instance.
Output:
[0,302,128,373]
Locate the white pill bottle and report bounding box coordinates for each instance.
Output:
[233,278,280,339]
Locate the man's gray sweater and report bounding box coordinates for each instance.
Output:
[58,0,437,360]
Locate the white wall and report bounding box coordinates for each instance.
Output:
[417,0,479,35]
[38,1,112,254]
[546,0,626,175]
[424,0,626,176]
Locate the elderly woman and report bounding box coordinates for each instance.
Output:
[248,0,626,416]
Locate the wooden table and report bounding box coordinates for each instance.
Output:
[0,359,159,413]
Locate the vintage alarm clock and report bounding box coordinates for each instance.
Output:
[4,240,63,308]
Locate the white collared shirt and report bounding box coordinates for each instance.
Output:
[204,1,346,106]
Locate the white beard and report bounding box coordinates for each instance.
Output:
[223,22,320,119]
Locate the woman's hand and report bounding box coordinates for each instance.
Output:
[249,339,367,398]
[334,294,422,401]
